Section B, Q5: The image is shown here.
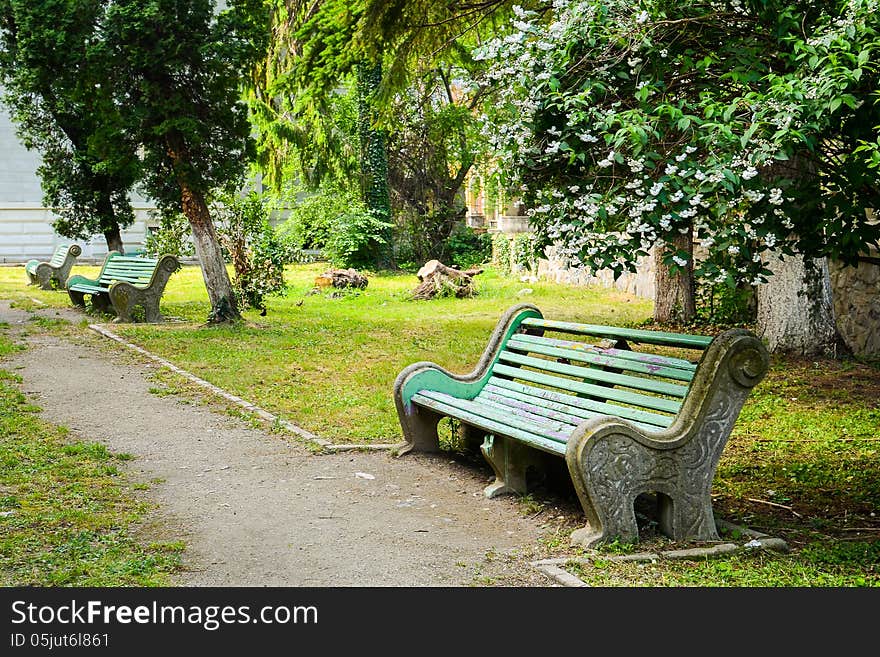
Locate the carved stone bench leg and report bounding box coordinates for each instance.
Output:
[33,264,54,290]
[68,289,87,307]
[481,435,542,498]
[395,404,443,455]
[90,293,113,314]
[566,423,723,548]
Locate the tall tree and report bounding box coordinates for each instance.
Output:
[249,1,513,267]
[0,0,139,252]
[476,0,880,337]
[101,0,270,323]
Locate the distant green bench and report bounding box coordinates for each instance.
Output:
[393,304,769,547]
[25,244,82,290]
[67,251,180,323]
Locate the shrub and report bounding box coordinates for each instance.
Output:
[446,224,492,270]
[143,211,195,258]
[214,192,287,316]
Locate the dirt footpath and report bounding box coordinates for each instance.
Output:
[2,301,554,586]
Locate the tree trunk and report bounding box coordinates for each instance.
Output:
[757,251,843,356]
[102,222,125,254]
[653,227,696,324]
[181,182,241,323]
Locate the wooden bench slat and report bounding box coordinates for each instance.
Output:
[476,389,666,435]
[492,363,683,414]
[507,334,697,382]
[476,394,581,428]
[498,350,691,398]
[416,390,573,440]
[410,392,567,456]
[68,283,108,293]
[521,318,713,348]
[513,333,698,371]
[483,380,673,429]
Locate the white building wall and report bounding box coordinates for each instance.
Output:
[0,100,154,263]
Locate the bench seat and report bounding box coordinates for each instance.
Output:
[393,303,769,548]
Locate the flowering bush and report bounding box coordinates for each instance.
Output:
[475,0,880,289]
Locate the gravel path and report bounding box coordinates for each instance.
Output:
[2,301,552,586]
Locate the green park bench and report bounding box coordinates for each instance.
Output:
[393,303,769,547]
[67,251,180,323]
[25,244,82,290]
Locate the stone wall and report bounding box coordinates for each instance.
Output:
[537,244,656,300]
[829,251,880,357]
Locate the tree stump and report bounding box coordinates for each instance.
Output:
[314,268,369,290]
[411,259,483,300]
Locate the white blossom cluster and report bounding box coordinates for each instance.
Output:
[474,0,876,286]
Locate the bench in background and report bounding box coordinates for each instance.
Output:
[393,304,769,547]
[25,244,82,290]
[67,251,180,323]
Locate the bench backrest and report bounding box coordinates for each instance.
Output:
[98,255,162,287]
[487,318,712,431]
[48,245,73,267]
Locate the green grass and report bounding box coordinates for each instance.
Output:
[565,539,879,586]
[1,260,877,586]
[7,261,649,444]
[0,330,183,585]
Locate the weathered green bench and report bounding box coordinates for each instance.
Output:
[25,244,82,290]
[393,304,769,547]
[66,251,180,323]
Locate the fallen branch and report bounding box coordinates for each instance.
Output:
[746,497,803,518]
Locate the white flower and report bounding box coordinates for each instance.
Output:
[672,255,688,267]
[636,11,649,24]
[742,167,758,180]
[650,182,663,196]
[728,245,740,255]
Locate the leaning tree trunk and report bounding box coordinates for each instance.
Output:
[653,226,696,324]
[167,133,241,324]
[180,182,241,323]
[756,251,842,357]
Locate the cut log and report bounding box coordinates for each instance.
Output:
[411,260,483,300]
[315,268,368,289]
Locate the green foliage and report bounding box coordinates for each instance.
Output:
[492,233,512,274]
[695,282,757,326]
[143,212,196,259]
[478,0,880,290]
[101,0,269,212]
[386,67,486,267]
[214,192,288,316]
[0,0,138,249]
[492,232,537,276]
[324,204,394,270]
[446,224,492,270]
[276,186,345,252]
[512,233,539,274]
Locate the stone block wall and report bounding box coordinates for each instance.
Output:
[537,244,656,300]
[829,251,880,357]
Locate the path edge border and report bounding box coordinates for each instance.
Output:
[88,323,395,454]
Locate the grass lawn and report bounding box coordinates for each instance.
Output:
[1,260,877,586]
[0,330,182,585]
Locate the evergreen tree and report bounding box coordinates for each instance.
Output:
[0,0,139,252]
[102,0,270,322]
